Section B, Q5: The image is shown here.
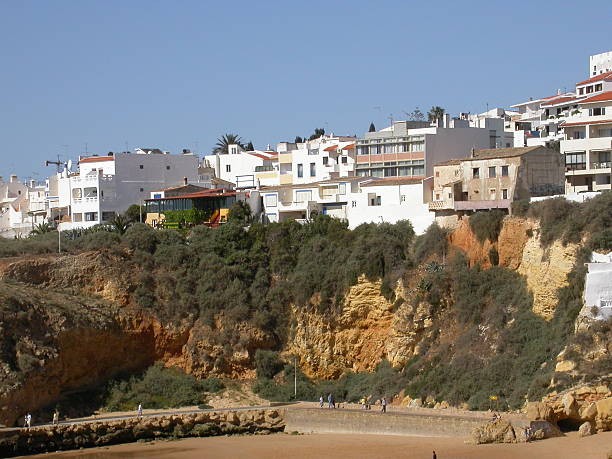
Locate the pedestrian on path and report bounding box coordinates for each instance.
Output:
[25,413,31,428]
[319,395,324,408]
[328,393,335,409]
[381,397,387,413]
[137,403,143,419]
[52,410,59,426]
[432,451,437,459]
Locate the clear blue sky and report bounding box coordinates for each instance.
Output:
[1,0,611,180]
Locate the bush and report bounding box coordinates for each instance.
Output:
[511,200,530,217]
[469,210,505,243]
[413,223,449,263]
[254,350,284,379]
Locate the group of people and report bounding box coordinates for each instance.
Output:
[319,394,388,413]
[23,409,60,429]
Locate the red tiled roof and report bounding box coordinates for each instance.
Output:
[145,188,237,201]
[248,152,277,161]
[324,145,338,151]
[541,96,578,107]
[576,71,612,86]
[561,119,612,127]
[341,143,355,150]
[79,156,114,163]
[577,91,612,104]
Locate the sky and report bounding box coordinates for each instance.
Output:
[1,0,611,181]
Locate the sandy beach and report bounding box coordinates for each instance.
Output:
[27,431,612,459]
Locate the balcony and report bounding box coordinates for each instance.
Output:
[591,161,611,169]
[454,199,511,211]
[428,200,454,211]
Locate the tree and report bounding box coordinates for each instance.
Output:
[228,201,252,225]
[245,141,254,151]
[308,128,325,141]
[368,122,376,132]
[124,204,142,223]
[213,134,245,154]
[294,136,303,144]
[109,215,132,235]
[405,107,425,122]
[30,222,53,236]
[428,106,445,125]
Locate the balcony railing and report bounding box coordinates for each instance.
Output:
[591,161,611,169]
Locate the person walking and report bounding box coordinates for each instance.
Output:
[432,451,437,459]
[52,410,59,426]
[25,413,32,428]
[381,397,387,413]
[327,393,334,409]
[137,403,143,419]
[319,395,324,408]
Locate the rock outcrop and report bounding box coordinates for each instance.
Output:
[526,385,612,432]
[0,408,285,458]
[471,418,516,444]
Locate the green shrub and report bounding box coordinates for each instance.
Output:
[469,210,506,243]
[413,223,449,263]
[511,200,530,217]
[254,350,284,379]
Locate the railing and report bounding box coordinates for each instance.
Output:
[428,200,454,210]
[591,161,611,169]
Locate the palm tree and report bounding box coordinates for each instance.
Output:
[428,106,446,125]
[109,215,131,235]
[213,134,245,154]
[30,222,53,236]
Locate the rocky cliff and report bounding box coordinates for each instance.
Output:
[0,214,606,427]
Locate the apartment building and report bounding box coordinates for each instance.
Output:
[261,176,366,223]
[50,150,200,230]
[354,119,493,180]
[560,71,612,193]
[429,146,564,227]
[213,146,279,188]
[345,177,434,233]
[590,51,612,77]
[0,176,47,238]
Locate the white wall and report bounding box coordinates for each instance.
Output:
[346,182,434,234]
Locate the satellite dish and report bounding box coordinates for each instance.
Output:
[67,160,72,171]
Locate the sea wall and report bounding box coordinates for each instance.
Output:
[0,408,285,458]
[284,408,485,437]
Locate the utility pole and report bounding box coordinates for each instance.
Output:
[294,355,297,400]
[139,199,143,223]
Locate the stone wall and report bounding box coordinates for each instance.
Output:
[0,408,285,458]
[284,408,485,437]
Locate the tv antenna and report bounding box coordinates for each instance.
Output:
[44,155,66,173]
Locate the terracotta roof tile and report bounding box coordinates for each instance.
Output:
[576,71,612,86]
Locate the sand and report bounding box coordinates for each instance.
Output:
[28,431,612,459]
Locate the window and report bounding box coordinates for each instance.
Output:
[139,165,144,169]
[323,157,329,165]
[472,168,480,178]
[310,163,316,177]
[502,189,508,199]
[153,193,162,199]
[501,165,509,177]
[308,148,319,155]
[488,166,496,178]
[265,194,277,207]
[102,211,116,221]
[435,171,439,177]
[338,183,346,195]
[341,156,348,164]
[400,195,406,202]
[589,107,606,116]
[448,192,452,199]
[297,164,303,178]
[565,152,586,170]
[166,165,170,170]
[139,188,144,192]
[578,87,584,95]
[595,84,602,92]
[85,212,98,222]
[586,85,594,94]
[435,193,440,200]
[489,189,496,200]
[351,201,357,207]
[72,213,82,222]
[295,190,312,202]
[368,193,381,206]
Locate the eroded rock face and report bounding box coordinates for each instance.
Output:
[471,418,516,444]
[527,385,612,432]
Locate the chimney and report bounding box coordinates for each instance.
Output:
[183,177,188,186]
[10,174,18,183]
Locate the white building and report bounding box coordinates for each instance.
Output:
[354,119,493,180]
[52,150,200,230]
[213,146,279,188]
[590,51,612,77]
[0,176,47,238]
[346,177,434,234]
[261,176,366,223]
[560,71,612,193]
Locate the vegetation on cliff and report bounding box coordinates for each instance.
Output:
[0,192,610,418]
